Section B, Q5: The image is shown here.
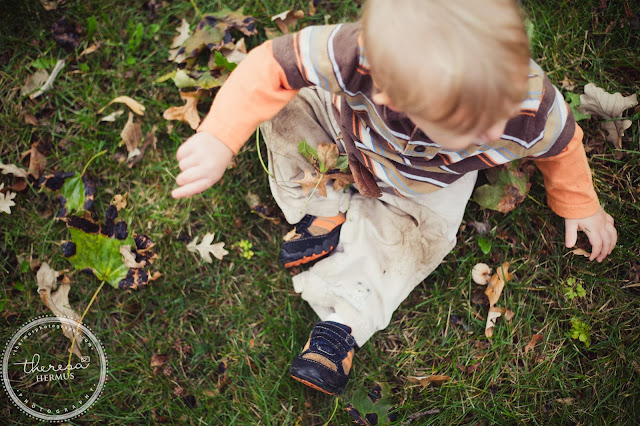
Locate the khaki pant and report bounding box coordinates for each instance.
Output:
[259,87,477,346]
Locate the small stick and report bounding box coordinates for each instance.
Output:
[31,59,66,99]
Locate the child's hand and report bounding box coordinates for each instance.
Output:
[564,207,617,263]
[171,131,234,199]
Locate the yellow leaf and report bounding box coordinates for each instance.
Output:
[99,95,146,116]
[407,375,451,388]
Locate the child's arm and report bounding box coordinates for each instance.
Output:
[534,124,617,262]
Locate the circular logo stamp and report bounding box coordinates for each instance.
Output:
[2,316,108,422]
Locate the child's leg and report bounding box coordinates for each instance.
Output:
[258,86,350,225]
[292,171,478,346]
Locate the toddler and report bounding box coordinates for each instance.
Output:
[172,0,617,395]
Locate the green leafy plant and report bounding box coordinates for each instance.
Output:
[345,382,397,425]
[563,277,586,300]
[568,317,591,348]
[478,236,492,255]
[564,91,591,122]
[232,239,254,260]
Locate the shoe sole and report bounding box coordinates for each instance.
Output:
[290,373,342,395]
[282,247,333,268]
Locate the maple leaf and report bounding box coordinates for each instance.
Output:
[39,171,95,218]
[577,83,638,157]
[0,183,17,214]
[163,90,202,130]
[187,233,229,263]
[473,160,534,213]
[271,9,305,34]
[98,95,146,116]
[36,262,85,358]
[61,205,158,289]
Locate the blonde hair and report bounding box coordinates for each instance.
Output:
[361,0,530,134]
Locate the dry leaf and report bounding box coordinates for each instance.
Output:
[112,193,128,210]
[332,172,354,192]
[100,109,125,122]
[571,248,591,258]
[23,142,47,179]
[187,233,229,263]
[293,169,329,197]
[21,69,49,97]
[36,262,84,358]
[24,112,39,126]
[168,19,191,62]
[120,245,146,268]
[221,38,247,64]
[163,90,202,130]
[317,143,339,170]
[577,83,638,156]
[271,9,305,34]
[524,334,544,354]
[0,183,17,214]
[472,263,492,285]
[39,0,65,10]
[503,309,515,322]
[128,126,158,168]
[485,262,511,306]
[99,95,146,116]
[560,77,575,91]
[30,60,65,99]
[485,306,504,338]
[556,398,575,406]
[121,112,143,157]
[283,228,299,242]
[151,353,169,367]
[79,42,102,57]
[0,162,29,178]
[407,375,451,388]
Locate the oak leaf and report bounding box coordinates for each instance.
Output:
[187,233,228,263]
[0,183,17,214]
[163,90,202,130]
[293,169,329,197]
[0,162,28,178]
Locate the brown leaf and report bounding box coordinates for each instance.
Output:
[524,334,544,354]
[163,90,202,130]
[407,375,451,388]
[556,397,574,406]
[78,42,102,58]
[317,142,339,171]
[39,0,65,10]
[111,193,128,210]
[503,309,515,322]
[36,262,84,358]
[292,169,329,197]
[120,245,146,268]
[571,248,591,258]
[560,77,575,91]
[472,263,492,285]
[485,306,504,338]
[128,126,158,168]
[121,112,143,157]
[24,112,39,126]
[485,262,511,306]
[332,172,355,192]
[271,9,305,34]
[151,353,169,367]
[22,142,47,179]
[20,69,49,97]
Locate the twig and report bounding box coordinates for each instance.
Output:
[31,59,65,100]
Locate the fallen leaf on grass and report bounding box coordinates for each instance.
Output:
[0,183,17,214]
[151,353,169,367]
[0,162,28,178]
[24,112,39,126]
[485,306,505,338]
[121,112,143,159]
[39,171,95,218]
[98,95,146,116]
[556,397,574,405]
[571,248,591,258]
[36,262,84,358]
[62,205,158,289]
[163,90,202,130]
[473,160,534,213]
[39,0,66,10]
[221,37,247,64]
[128,126,158,168]
[524,334,544,354]
[21,69,49,98]
[485,262,511,306]
[472,263,492,285]
[120,245,147,268]
[168,19,191,62]
[271,9,305,34]
[407,375,451,388]
[78,42,102,58]
[22,142,47,179]
[187,233,228,263]
[100,109,125,122]
[577,83,639,158]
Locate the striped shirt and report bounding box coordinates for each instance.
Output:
[198,22,600,219]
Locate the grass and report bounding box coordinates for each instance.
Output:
[1,0,639,424]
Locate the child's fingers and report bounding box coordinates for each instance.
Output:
[172,178,212,199]
[176,139,196,161]
[564,220,578,248]
[179,155,200,172]
[588,232,603,262]
[176,167,208,186]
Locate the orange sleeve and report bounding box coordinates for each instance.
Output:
[197,40,300,154]
[534,123,601,219]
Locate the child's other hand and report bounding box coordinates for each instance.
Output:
[172,131,233,199]
[564,207,617,263]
